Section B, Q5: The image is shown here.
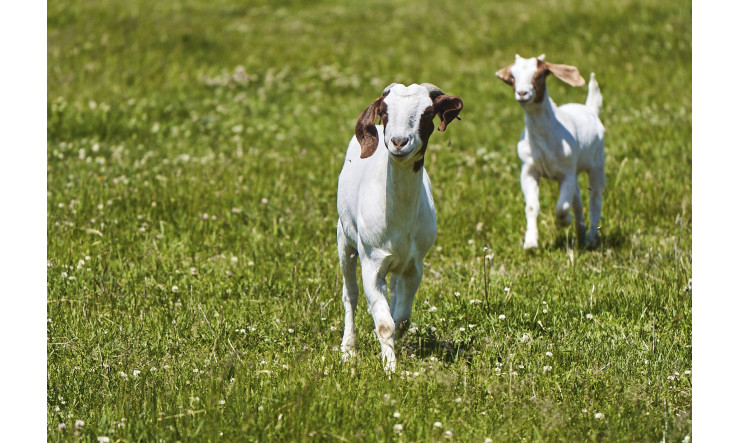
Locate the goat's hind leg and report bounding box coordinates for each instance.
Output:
[572,182,587,244]
[337,221,359,361]
[585,166,605,247]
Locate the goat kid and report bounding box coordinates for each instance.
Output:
[496,54,605,249]
[337,83,463,371]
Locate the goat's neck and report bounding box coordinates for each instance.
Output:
[384,157,424,219]
[521,91,560,136]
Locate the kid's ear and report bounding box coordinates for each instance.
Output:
[546,63,586,87]
[355,96,385,158]
[432,95,463,132]
[495,64,514,86]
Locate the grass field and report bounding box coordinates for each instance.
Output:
[47,0,692,440]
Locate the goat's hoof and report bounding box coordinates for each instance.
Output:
[556,213,572,227]
[584,234,599,249]
[341,348,356,363]
[523,240,538,250]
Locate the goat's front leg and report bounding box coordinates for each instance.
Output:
[520,163,541,250]
[555,174,579,229]
[390,262,423,342]
[337,221,359,361]
[360,260,396,372]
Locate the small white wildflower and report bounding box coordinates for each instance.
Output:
[393,423,403,434]
[57,423,67,431]
[132,369,141,377]
[74,420,85,429]
[455,397,462,403]
[330,326,337,331]
[586,313,594,320]
[288,328,294,334]
[543,365,552,372]
[498,314,506,320]
[444,430,454,439]
[119,371,128,379]
[172,286,179,293]
[193,368,199,373]
[434,421,443,428]
[282,364,289,369]
[684,370,691,375]
[231,256,238,263]
[61,272,68,278]
[542,301,547,305]
[54,406,61,412]
[150,367,157,372]
[248,260,254,266]
[454,291,460,297]
[594,412,605,420]
[393,411,400,418]
[97,437,110,443]
[545,351,553,357]
[219,399,226,405]
[504,287,510,293]
[261,198,268,205]
[428,306,438,312]
[542,309,548,314]
[459,327,465,332]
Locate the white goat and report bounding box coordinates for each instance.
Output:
[336,83,463,370]
[496,54,605,249]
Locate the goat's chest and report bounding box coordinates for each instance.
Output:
[519,130,576,180]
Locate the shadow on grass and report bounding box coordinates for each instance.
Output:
[545,225,631,253]
[400,328,475,365]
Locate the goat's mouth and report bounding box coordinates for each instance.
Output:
[516,94,533,103]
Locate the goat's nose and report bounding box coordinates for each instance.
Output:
[517,91,527,98]
[391,137,409,149]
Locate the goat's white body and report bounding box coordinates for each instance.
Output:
[517,75,605,249]
[337,125,436,371]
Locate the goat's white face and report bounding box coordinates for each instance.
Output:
[380,84,435,161]
[354,83,463,170]
[509,55,542,103]
[496,54,586,104]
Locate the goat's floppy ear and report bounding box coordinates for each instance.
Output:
[433,95,463,132]
[495,65,514,85]
[355,96,384,158]
[547,63,586,87]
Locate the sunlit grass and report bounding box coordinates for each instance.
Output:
[47,0,691,440]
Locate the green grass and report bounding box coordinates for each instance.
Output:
[47,0,691,440]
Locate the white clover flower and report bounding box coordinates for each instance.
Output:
[288,328,294,334]
[57,423,67,431]
[543,365,552,372]
[393,411,400,418]
[150,367,157,372]
[393,424,403,434]
[231,256,238,263]
[428,306,438,312]
[498,314,506,320]
[586,313,594,320]
[119,371,128,379]
[219,399,226,405]
[594,412,605,420]
[545,352,553,357]
[172,286,179,293]
[132,370,141,377]
[97,437,110,443]
[261,198,268,205]
[444,430,454,439]
[74,420,85,429]
[434,421,443,428]
[459,327,465,332]
[542,309,548,314]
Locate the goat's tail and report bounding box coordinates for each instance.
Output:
[585,73,602,116]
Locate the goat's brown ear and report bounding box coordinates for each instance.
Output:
[433,95,463,132]
[495,65,514,85]
[547,63,586,87]
[355,96,384,158]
